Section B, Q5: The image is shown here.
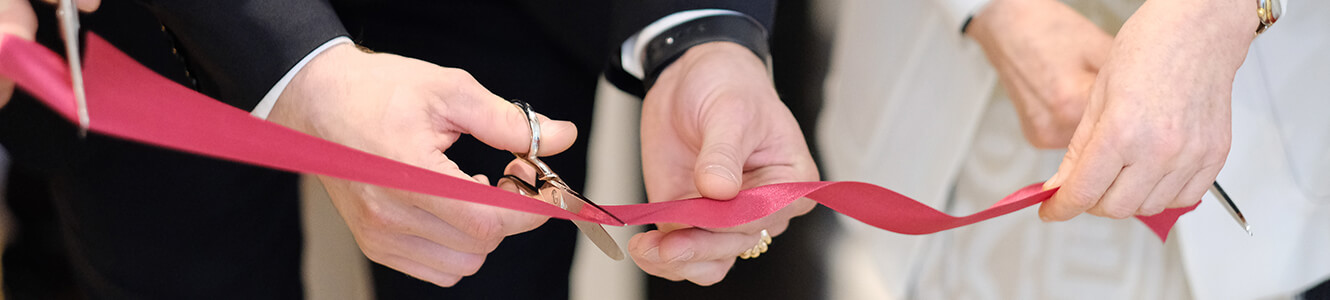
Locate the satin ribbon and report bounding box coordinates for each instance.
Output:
[0,33,1196,241]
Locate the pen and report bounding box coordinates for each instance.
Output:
[1209,181,1251,235]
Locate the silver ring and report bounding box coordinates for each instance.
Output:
[510,100,541,158]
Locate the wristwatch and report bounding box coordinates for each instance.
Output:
[1255,0,1281,35]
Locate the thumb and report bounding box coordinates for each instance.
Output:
[0,0,36,40]
[693,117,752,200]
[453,96,577,156]
[36,0,99,12]
[1,0,37,109]
[76,0,100,12]
[1,81,12,108]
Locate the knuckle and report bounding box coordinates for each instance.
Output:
[659,273,685,282]
[456,254,487,276]
[436,67,477,83]
[1200,145,1231,168]
[1064,189,1100,210]
[1136,203,1165,216]
[359,245,387,264]
[468,237,503,254]
[702,142,744,166]
[1099,201,1138,219]
[1168,197,1201,208]
[455,212,506,242]
[428,274,463,287]
[1051,100,1084,127]
[358,202,402,230]
[690,272,727,286]
[1145,137,1188,158]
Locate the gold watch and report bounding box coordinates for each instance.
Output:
[1255,0,1282,35]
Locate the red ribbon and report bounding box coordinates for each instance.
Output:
[0,33,1196,241]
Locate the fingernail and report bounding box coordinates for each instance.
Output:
[1042,172,1062,191]
[704,165,739,185]
[669,249,695,263]
[1040,214,1053,222]
[642,246,662,263]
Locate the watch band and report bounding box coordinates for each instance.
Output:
[640,14,771,90]
[1255,0,1282,35]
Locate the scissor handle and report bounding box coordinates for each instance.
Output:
[510,100,557,180]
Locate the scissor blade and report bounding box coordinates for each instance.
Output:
[545,179,626,225]
[1208,182,1251,236]
[57,0,89,136]
[572,220,625,261]
[537,180,626,260]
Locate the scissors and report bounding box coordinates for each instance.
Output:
[1210,181,1252,235]
[57,0,90,136]
[499,100,626,260]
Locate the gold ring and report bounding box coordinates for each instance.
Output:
[739,229,773,259]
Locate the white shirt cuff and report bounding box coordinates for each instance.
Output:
[938,0,992,33]
[251,36,354,120]
[619,9,745,79]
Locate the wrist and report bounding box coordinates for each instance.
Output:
[1126,0,1257,68]
[965,0,1045,42]
[270,43,362,135]
[1149,0,1256,45]
[640,14,770,91]
[656,42,769,89]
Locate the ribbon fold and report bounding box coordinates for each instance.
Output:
[0,33,1195,241]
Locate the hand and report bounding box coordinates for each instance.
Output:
[0,0,99,108]
[268,44,579,286]
[967,0,1111,148]
[631,42,818,285]
[1040,0,1256,220]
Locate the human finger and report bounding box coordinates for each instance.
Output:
[1087,163,1163,219]
[37,0,100,12]
[1136,167,1194,216]
[676,260,735,286]
[630,228,769,286]
[395,203,507,254]
[1040,142,1122,221]
[372,254,464,287]
[653,228,768,263]
[387,233,489,277]
[1171,165,1221,208]
[444,85,577,157]
[691,108,755,200]
[414,194,549,241]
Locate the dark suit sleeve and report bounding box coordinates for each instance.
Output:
[605,0,776,97]
[134,0,349,110]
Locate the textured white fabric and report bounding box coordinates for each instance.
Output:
[912,92,1191,300]
[819,0,1330,299]
[819,0,994,298]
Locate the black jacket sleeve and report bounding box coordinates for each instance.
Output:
[135,0,349,110]
[605,0,777,97]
